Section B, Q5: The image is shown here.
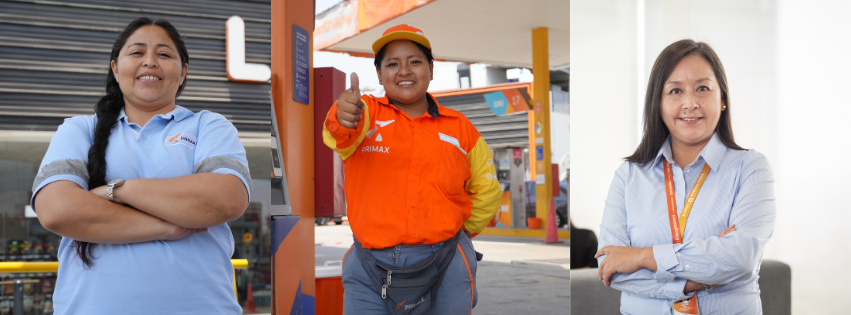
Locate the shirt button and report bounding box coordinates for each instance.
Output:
[650,294,655,298]
[685,169,691,173]
[141,135,147,140]
[685,265,690,270]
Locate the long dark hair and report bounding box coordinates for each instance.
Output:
[626,39,744,165]
[78,17,189,267]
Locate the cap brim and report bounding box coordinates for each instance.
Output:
[372,31,432,54]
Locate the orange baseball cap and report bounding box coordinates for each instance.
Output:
[371,24,431,54]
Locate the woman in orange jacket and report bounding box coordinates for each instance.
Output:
[323,24,501,314]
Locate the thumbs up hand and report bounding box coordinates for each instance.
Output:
[336,72,365,129]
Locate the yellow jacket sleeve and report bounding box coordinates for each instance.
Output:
[463,136,501,234]
[322,99,370,160]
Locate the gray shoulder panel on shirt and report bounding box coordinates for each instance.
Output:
[194,156,253,192]
[32,159,89,192]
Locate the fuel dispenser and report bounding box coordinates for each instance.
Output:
[271,105,292,218]
[493,147,529,228]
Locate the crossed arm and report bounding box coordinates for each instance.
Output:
[35,173,248,243]
[594,159,775,299]
[595,225,737,293]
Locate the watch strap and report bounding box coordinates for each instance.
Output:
[107,184,115,202]
[106,179,123,202]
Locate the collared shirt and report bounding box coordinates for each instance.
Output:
[597,133,776,315]
[323,93,501,249]
[31,105,251,314]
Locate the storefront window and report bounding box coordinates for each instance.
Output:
[0,140,54,313]
[0,136,271,313]
[234,143,273,308]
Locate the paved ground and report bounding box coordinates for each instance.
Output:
[315,224,571,315]
[474,261,570,315]
[249,223,571,314]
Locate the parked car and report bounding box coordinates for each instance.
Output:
[525,181,568,228]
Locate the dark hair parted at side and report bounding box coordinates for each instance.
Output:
[78,17,189,267]
[373,40,434,69]
[626,39,744,165]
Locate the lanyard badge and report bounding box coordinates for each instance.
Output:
[664,160,711,315]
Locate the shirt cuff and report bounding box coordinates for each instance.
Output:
[324,100,368,144]
[325,118,360,140]
[30,174,88,212]
[664,278,691,301]
[627,276,688,300]
[325,117,343,133]
[676,289,696,302]
[653,243,684,281]
[212,168,252,200]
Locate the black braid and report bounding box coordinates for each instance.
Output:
[76,17,189,267]
[77,80,122,267]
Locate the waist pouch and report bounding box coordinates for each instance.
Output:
[353,229,462,315]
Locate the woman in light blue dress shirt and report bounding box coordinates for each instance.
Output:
[594,40,776,314]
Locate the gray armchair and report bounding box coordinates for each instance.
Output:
[572,259,791,314]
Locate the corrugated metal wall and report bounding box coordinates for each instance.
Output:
[0,0,271,133]
[435,93,530,148]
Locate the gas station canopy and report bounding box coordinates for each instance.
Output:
[315,0,570,69]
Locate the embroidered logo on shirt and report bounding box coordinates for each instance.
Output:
[165,132,197,149]
[362,145,389,154]
[366,120,395,142]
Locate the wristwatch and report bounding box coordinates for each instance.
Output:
[106,178,125,202]
[704,283,715,291]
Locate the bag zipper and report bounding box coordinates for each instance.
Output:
[377,255,437,274]
[381,270,392,299]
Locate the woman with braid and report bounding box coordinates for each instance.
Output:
[30,18,251,314]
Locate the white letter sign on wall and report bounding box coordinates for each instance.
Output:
[226,16,271,82]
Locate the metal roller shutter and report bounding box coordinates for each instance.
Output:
[0,0,271,133]
[434,93,530,149]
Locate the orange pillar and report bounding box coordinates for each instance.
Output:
[271,0,316,313]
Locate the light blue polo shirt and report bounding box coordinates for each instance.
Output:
[31,105,251,315]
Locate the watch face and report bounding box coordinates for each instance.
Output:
[107,179,124,186]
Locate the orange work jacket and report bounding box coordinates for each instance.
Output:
[323,93,501,249]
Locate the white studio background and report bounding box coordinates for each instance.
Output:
[571,0,851,313]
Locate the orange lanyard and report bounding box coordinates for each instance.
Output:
[663,160,711,244]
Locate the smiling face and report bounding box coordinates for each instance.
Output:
[110,25,187,112]
[375,40,433,107]
[660,53,724,149]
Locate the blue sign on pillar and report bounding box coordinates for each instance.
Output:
[293,24,310,105]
